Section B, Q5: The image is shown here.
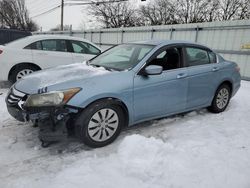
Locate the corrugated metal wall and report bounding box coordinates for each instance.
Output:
[35,19,250,80]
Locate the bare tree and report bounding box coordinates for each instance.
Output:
[138,0,250,26]
[88,0,141,28]
[238,0,250,19]
[139,0,177,25]
[217,0,250,20]
[174,0,213,23]
[0,0,38,31]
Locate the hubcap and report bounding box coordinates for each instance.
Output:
[216,88,229,109]
[16,69,34,80]
[87,108,119,142]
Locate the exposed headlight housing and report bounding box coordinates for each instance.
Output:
[25,88,81,107]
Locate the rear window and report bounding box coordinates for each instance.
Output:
[186,47,210,66]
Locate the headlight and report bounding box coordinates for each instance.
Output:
[25,88,81,107]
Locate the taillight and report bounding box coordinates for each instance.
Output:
[0,49,3,54]
[235,66,240,72]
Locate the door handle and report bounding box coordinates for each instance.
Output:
[212,67,220,72]
[177,73,187,79]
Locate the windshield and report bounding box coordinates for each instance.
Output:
[90,44,155,71]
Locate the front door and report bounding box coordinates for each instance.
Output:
[133,46,188,122]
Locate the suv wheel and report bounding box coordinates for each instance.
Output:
[75,100,126,148]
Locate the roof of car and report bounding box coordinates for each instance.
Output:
[26,34,87,41]
[128,40,211,50]
[5,34,101,49]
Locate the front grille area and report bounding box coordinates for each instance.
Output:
[6,87,26,106]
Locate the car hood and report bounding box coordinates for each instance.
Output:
[14,63,110,94]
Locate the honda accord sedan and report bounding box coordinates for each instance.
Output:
[5,40,241,147]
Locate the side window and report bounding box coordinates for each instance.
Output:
[41,40,67,52]
[148,47,181,71]
[186,47,210,66]
[71,41,100,55]
[24,41,42,50]
[137,47,153,61]
[208,51,217,64]
[156,51,167,59]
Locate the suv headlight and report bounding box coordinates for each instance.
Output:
[25,88,81,107]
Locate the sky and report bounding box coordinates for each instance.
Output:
[25,0,147,31]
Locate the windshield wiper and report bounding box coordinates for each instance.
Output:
[89,64,101,68]
[90,64,119,72]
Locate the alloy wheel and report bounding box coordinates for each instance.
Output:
[87,108,119,142]
[216,88,229,109]
[16,69,34,80]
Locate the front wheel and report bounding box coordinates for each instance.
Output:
[208,84,231,113]
[75,100,126,148]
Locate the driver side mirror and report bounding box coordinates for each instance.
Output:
[143,65,163,75]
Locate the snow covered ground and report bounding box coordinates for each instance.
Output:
[0,81,250,188]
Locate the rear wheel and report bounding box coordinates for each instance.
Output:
[75,100,126,148]
[208,84,231,113]
[9,64,40,83]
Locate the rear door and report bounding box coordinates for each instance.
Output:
[69,40,101,63]
[185,46,219,109]
[30,39,74,68]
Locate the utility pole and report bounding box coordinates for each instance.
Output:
[61,0,64,31]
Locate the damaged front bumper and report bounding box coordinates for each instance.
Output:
[6,88,80,143]
[8,104,79,142]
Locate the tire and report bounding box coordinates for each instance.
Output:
[9,64,40,83]
[75,100,126,148]
[208,84,231,113]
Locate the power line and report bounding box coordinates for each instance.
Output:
[66,0,129,6]
[31,0,129,18]
[31,5,61,18]
[30,0,133,31]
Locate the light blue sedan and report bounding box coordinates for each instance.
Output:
[6,40,241,147]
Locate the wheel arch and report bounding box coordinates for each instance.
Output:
[209,79,233,106]
[83,97,130,127]
[8,62,42,80]
[218,80,233,94]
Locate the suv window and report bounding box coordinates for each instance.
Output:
[25,40,67,52]
[148,47,181,71]
[186,47,210,66]
[71,40,100,55]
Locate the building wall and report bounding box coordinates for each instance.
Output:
[34,19,250,80]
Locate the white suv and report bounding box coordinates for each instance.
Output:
[0,35,102,82]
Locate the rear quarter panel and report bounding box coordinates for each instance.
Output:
[0,47,33,81]
[215,60,241,98]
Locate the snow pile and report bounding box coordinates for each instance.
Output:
[48,135,167,188]
[1,81,250,188]
[47,131,250,188]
